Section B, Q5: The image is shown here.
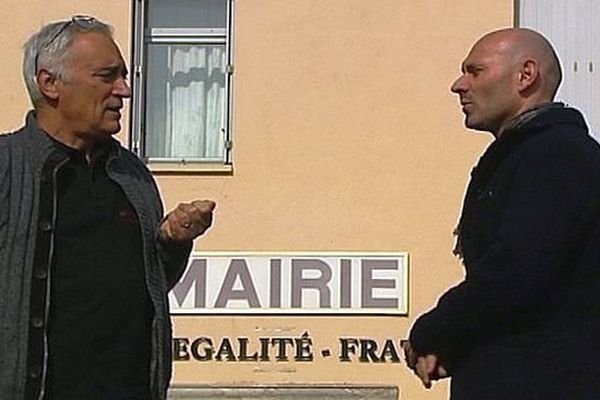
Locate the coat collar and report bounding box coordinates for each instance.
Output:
[453,103,589,260]
[22,110,122,169]
[470,103,588,189]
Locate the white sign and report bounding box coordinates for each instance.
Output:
[169,252,409,315]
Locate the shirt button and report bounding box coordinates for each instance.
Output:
[34,268,48,280]
[31,317,44,328]
[39,221,52,232]
[29,368,41,379]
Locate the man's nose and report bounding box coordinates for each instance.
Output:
[450,75,467,94]
[114,78,132,98]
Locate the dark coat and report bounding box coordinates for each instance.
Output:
[409,104,600,400]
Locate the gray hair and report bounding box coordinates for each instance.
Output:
[22,16,113,106]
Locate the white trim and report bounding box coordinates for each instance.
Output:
[149,27,226,37]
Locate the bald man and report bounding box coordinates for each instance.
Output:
[404,28,600,399]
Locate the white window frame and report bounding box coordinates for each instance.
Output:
[130,0,235,166]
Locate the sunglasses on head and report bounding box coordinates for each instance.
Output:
[35,15,97,73]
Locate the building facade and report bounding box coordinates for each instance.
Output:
[1,1,597,399]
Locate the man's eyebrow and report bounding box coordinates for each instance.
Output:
[462,62,484,73]
[94,64,128,77]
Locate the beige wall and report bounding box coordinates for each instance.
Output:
[165,2,512,398]
[0,1,514,399]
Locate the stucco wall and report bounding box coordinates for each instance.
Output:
[0,1,514,399]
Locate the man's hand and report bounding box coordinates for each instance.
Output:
[159,200,216,244]
[402,340,448,389]
[415,354,448,388]
[402,340,418,370]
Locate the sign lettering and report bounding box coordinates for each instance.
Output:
[169,252,408,314]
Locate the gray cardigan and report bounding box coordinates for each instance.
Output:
[0,112,191,400]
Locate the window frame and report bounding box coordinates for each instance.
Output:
[130,0,235,169]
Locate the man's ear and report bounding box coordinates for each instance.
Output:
[36,70,60,101]
[517,59,539,92]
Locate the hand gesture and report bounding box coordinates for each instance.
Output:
[159,200,216,244]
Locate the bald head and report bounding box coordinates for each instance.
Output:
[476,28,562,99]
[451,28,563,136]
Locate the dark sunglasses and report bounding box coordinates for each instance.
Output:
[35,15,97,73]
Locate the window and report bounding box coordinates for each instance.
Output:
[132,0,234,165]
[518,0,600,139]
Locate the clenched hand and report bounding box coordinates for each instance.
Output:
[159,200,216,243]
[402,340,448,389]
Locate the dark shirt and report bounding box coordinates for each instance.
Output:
[44,141,154,400]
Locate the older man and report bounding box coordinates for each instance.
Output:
[404,28,600,399]
[0,16,215,400]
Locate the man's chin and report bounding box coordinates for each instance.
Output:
[100,122,122,136]
[464,118,488,132]
[467,126,496,135]
[465,118,477,130]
